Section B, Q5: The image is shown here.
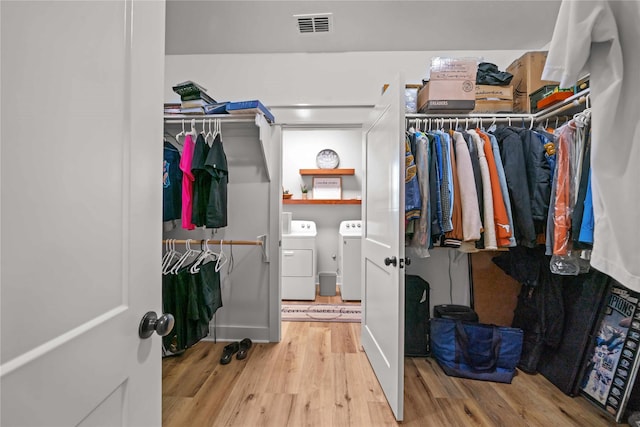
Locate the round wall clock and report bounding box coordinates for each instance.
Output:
[316,149,340,169]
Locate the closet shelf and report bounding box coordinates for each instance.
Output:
[405,88,591,123]
[163,113,274,181]
[300,168,355,175]
[283,199,361,205]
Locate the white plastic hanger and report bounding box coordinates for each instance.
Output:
[190,239,217,274]
[205,119,213,143]
[187,119,197,137]
[162,240,182,275]
[169,239,200,274]
[175,120,186,142]
[215,239,228,272]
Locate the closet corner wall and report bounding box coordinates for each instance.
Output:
[163,114,282,343]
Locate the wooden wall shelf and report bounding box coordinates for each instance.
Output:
[283,199,361,205]
[299,169,355,176]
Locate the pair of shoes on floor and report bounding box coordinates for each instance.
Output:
[220,338,252,365]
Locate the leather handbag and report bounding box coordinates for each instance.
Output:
[430,317,524,383]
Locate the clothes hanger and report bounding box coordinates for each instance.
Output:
[161,239,173,272]
[162,240,182,275]
[187,119,197,137]
[190,239,218,273]
[529,117,535,130]
[169,239,200,274]
[175,120,185,142]
[205,119,214,145]
[215,239,228,273]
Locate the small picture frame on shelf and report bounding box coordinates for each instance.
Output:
[312,177,342,200]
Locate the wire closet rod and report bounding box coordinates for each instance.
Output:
[162,239,263,246]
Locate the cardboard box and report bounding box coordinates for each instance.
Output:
[418,80,476,112]
[475,85,513,101]
[506,51,559,113]
[472,100,513,114]
[429,57,477,81]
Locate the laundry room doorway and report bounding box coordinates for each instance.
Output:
[280,125,364,321]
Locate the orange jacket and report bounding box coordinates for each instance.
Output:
[477,130,513,247]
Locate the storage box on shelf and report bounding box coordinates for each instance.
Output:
[530,85,574,113]
[472,84,513,113]
[418,57,478,113]
[506,51,559,113]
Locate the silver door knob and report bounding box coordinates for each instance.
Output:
[138,311,174,339]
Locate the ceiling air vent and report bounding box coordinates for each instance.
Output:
[294,13,333,34]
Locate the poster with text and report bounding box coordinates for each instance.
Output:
[580,282,640,422]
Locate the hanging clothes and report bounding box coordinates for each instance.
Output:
[204,134,229,229]
[552,123,574,256]
[451,131,482,243]
[437,131,454,234]
[163,141,182,223]
[163,257,222,355]
[443,130,463,247]
[493,127,538,247]
[487,132,517,247]
[468,129,497,250]
[477,129,512,247]
[430,133,444,244]
[180,134,197,230]
[407,130,431,258]
[190,133,212,227]
[462,131,485,249]
[405,136,422,222]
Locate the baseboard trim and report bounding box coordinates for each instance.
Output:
[205,324,271,343]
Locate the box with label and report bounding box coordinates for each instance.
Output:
[475,85,513,101]
[506,51,559,113]
[429,57,477,81]
[417,80,476,112]
[472,100,513,114]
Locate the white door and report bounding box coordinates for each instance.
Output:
[361,74,405,420]
[1,1,165,426]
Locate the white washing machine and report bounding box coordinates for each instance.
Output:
[282,220,317,300]
[338,220,362,301]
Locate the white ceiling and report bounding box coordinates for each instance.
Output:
[165,0,562,55]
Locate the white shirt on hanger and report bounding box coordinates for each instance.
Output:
[542,0,640,291]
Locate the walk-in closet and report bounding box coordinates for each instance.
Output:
[3,1,639,426]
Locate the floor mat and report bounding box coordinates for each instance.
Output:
[281,303,361,323]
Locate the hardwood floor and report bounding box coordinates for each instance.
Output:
[162,320,624,427]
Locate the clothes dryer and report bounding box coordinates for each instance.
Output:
[282,220,317,300]
[338,220,362,301]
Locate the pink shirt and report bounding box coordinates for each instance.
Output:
[180,134,196,230]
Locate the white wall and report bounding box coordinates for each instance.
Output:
[165,49,528,108]
[283,128,362,199]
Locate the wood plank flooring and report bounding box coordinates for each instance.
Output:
[162,320,625,427]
